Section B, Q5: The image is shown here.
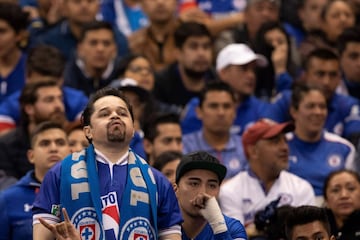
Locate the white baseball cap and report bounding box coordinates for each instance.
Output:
[216,43,268,71]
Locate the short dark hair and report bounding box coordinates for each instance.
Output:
[323,169,360,200]
[30,121,65,148]
[78,21,115,43]
[291,82,326,110]
[285,206,331,240]
[338,27,360,55]
[303,48,339,71]
[153,151,182,172]
[19,80,60,126]
[81,87,134,128]
[0,2,29,33]
[174,22,212,49]
[143,113,180,142]
[198,81,236,107]
[26,45,65,78]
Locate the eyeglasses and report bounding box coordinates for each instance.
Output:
[127,65,153,75]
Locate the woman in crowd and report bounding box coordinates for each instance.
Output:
[287,83,356,201]
[300,0,355,60]
[323,169,360,239]
[254,21,299,100]
[111,53,155,91]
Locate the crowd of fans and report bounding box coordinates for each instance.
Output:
[1,0,360,239]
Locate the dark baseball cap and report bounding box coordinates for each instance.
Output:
[175,151,227,184]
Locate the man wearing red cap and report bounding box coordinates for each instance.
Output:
[219,118,315,232]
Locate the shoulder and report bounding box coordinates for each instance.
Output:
[37,21,64,40]
[128,27,148,49]
[183,131,201,141]
[323,132,354,149]
[62,87,88,101]
[279,171,313,188]
[223,215,247,239]
[0,173,32,198]
[221,172,247,191]
[332,94,360,114]
[150,167,172,187]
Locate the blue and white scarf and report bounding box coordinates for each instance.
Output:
[60,144,158,240]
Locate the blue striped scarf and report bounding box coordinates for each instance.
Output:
[60,144,158,240]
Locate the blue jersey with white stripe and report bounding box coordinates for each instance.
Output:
[287,131,356,196]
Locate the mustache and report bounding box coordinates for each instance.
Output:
[107,119,125,128]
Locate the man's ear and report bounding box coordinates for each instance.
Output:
[83,126,92,141]
[173,183,178,193]
[24,104,35,118]
[247,145,257,159]
[143,138,153,155]
[289,106,297,120]
[27,149,35,164]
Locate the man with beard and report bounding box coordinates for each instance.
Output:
[63,21,120,97]
[0,80,67,179]
[153,21,216,112]
[33,87,183,240]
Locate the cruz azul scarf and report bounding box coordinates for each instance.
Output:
[60,144,158,240]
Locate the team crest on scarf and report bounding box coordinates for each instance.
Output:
[120,217,155,240]
[71,207,102,240]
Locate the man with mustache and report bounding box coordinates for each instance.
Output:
[153,21,216,113]
[0,80,67,179]
[219,119,315,234]
[33,87,182,240]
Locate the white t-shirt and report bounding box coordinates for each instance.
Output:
[219,170,315,226]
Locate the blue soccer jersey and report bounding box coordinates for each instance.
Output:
[181,215,247,240]
[33,151,182,240]
[287,131,356,196]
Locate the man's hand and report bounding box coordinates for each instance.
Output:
[39,208,81,240]
[193,194,228,234]
[190,192,211,209]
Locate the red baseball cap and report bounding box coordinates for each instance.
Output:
[242,119,294,157]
